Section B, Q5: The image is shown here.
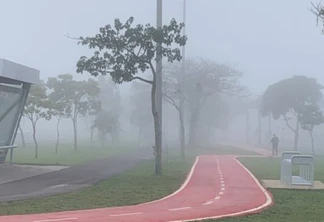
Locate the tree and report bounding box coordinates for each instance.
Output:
[196,94,229,146]
[164,59,247,150]
[261,75,323,150]
[48,96,66,155]
[93,110,120,148]
[23,83,51,158]
[97,75,122,144]
[299,103,324,155]
[47,74,101,151]
[76,17,187,175]
[311,1,324,32]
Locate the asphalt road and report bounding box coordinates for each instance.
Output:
[0,149,153,202]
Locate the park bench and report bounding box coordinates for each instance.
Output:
[280,151,314,187]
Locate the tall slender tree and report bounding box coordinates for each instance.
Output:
[23,83,51,158]
[75,17,187,175]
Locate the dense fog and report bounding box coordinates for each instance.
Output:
[2,0,324,155]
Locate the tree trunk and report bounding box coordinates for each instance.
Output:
[138,126,142,146]
[246,110,250,144]
[19,126,26,148]
[268,114,272,141]
[32,123,38,159]
[90,127,94,148]
[188,112,198,150]
[101,131,106,149]
[293,119,300,151]
[72,118,78,152]
[55,118,61,155]
[309,131,315,156]
[257,110,262,145]
[151,81,162,176]
[179,105,186,158]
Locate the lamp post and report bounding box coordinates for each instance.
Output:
[178,0,186,157]
[155,0,163,175]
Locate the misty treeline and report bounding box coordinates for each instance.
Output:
[260,76,324,155]
[129,58,248,157]
[21,74,121,159]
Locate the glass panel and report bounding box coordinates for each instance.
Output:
[0,84,23,146]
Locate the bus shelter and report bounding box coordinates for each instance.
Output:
[0,59,40,163]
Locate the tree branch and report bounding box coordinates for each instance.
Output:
[163,93,180,112]
[290,109,298,117]
[131,76,153,84]
[283,114,296,133]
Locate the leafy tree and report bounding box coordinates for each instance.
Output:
[97,75,122,144]
[23,83,51,158]
[261,75,323,150]
[196,94,229,146]
[299,103,324,155]
[164,59,247,150]
[76,17,186,175]
[47,94,66,155]
[93,110,120,148]
[47,74,101,151]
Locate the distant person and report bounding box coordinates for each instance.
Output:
[271,134,279,156]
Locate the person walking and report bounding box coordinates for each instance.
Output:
[271,134,279,156]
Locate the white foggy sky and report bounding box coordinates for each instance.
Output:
[0,0,324,96]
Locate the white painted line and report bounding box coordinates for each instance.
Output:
[168,156,273,222]
[33,218,78,222]
[138,156,200,206]
[49,184,68,189]
[221,187,226,191]
[110,212,142,217]
[221,181,224,184]
[214,196,221,200]
[203,201,213,205]
[169,207,192,211]
[221,184,225,187]
[219,191,224,195]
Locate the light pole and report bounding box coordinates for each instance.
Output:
[179,0,186,158]
[155,0,163,175]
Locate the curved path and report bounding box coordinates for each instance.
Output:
[0,155,273,222]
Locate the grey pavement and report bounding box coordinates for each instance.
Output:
[0,164,68,185]
[0,149,153,202]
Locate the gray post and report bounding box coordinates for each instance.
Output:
[179,0,186,158]
[155,0,163,174]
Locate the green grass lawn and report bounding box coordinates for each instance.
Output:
[0,145,256,216]
[7,142,136,165]
[204,156,324,222]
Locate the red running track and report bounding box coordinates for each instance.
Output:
[0,156,273,222]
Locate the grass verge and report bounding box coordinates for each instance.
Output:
[7,143,135,165]
[204,157,324,222]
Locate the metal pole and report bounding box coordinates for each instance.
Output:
[155,0,163,175]
[182,0,186,62]
[258,110,262,145]
[179,0,186,158]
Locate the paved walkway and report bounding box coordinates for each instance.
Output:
[0,155,273,222]
[0,150,153,202]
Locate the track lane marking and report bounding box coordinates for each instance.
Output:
[33,218,78,222]
[110,212,142,217]
[169,207,191,211]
